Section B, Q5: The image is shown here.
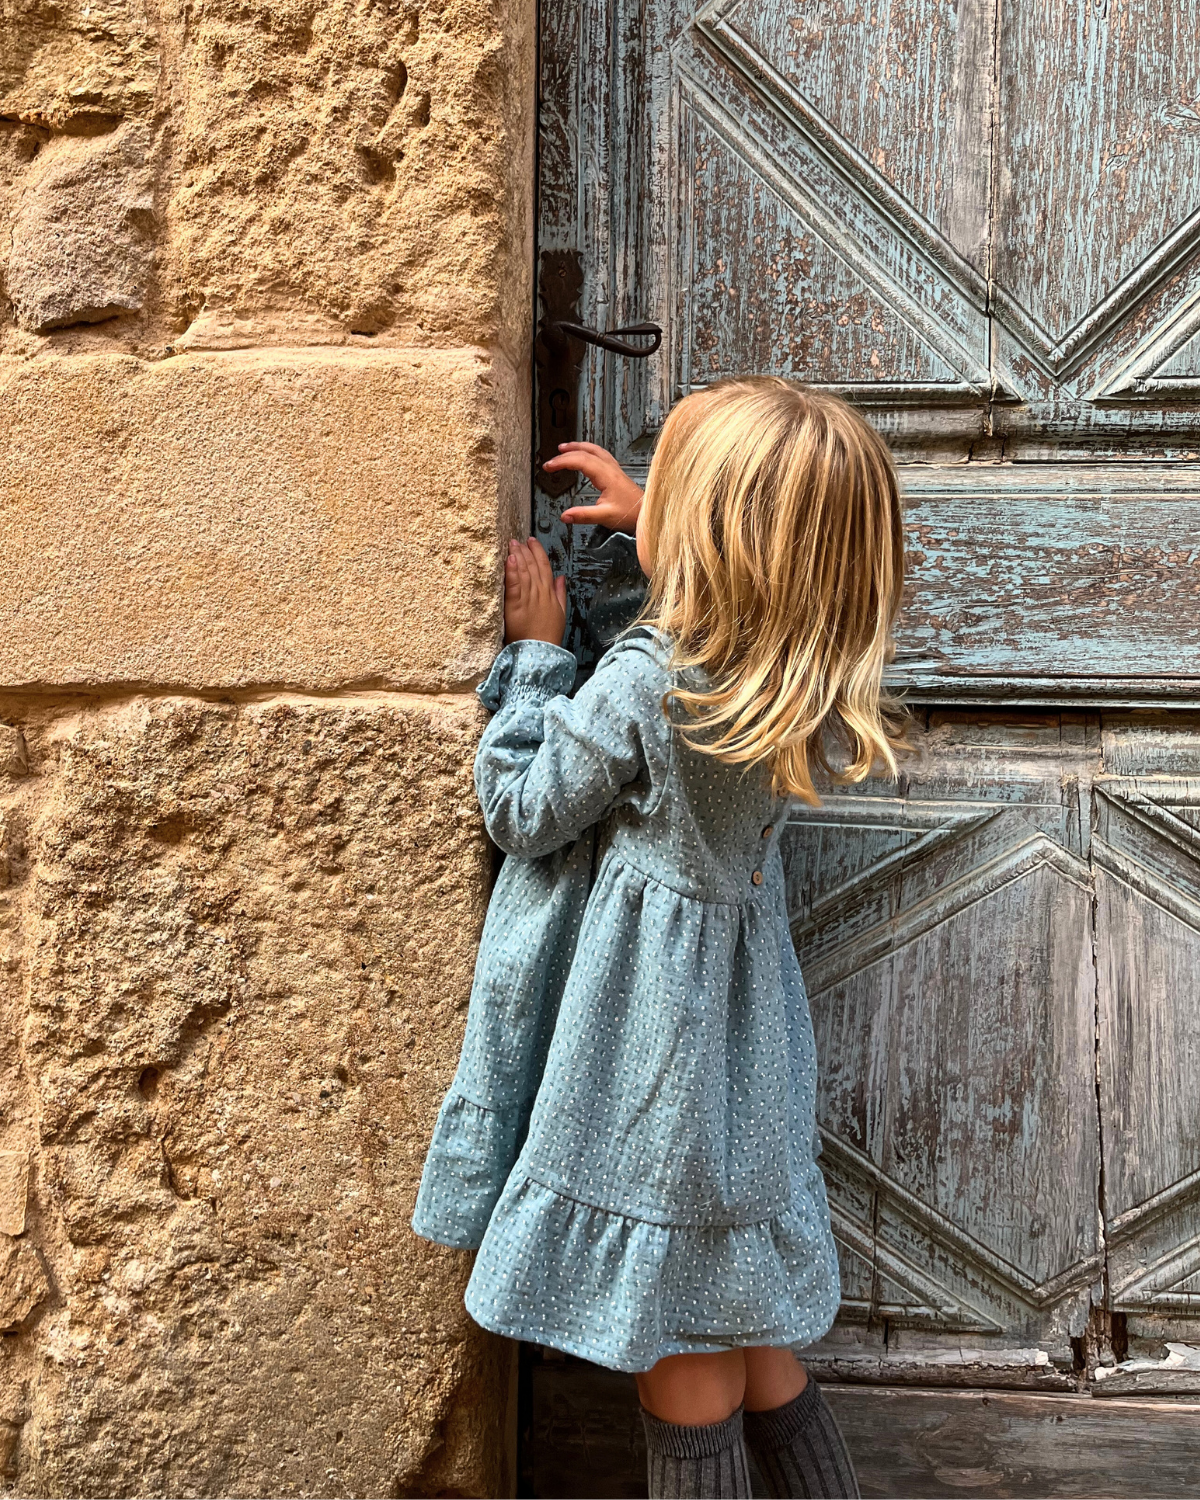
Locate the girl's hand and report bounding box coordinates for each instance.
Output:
[543,442,645,532]
[505,536,568,646]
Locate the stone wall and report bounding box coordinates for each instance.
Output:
[0,0,534,1493]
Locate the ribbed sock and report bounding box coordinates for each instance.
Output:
[742,1382,859,1498]
[641,1403,753,1499]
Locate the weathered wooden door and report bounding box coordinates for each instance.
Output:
[529,0,1200,1490]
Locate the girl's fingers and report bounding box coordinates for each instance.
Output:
[526,536,555,589]
[542,453,608,480]
[506,545,529,593]
[557,442,613,457]
[560,501,614,525]
[543,449,616,480]
[505,536,566,607]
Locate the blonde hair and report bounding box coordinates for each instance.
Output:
[634,376,907,805]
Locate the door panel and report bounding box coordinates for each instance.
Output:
[715,0,994,274]
[785,714,1102,1385]
[680,7,993,416]
[993,0,1200,447]
[537,0,1200,667]
[1094,720,1200,1365]
[897,465,1200,697]
[683,110,960,386]
[784,714,1200,1390]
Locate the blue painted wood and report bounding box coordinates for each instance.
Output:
[894,465,1200,699]
[784,716,1100,1379]
[539,0,1200,473]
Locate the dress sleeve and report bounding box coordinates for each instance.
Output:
[473,633,668,858]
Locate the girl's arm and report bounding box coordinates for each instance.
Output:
[474,532,662,857]
[474,636,659,857]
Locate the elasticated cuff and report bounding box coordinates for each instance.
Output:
[475,639,577,713]
[641,1404,746,1459]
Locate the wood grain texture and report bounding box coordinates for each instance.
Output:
[824,1387,1200,1498]
[894,465,1200,698]
[535,0,1200,1441]
[721,0,994,271]
[523,1356,1200,1499]
[786,713,1103,1380]
[783,712,1200,1388]
[682,106,959,384]
[689,4,992,405]
[540,0,1200,484]
[994,0,1200,351]
[1093,719,1200,1368]
[539,0,1200,682]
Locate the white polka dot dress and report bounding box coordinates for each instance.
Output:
[411,627,840,1373]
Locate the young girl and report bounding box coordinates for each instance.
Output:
[414,376,906,1499]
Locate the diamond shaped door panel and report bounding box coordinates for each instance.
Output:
[678,16,992,418]
[783,714,1102,1384]
[711,0,994,272]
[784,714,1200,1387]
[995,0,1200,345]
[541,0,1200,484]
[992,0,1200,438]
[1094,722,1200,1364]
[681,109,964,387]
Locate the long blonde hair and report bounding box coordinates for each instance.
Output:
[634,376,907,805]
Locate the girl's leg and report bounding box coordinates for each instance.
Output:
[636,1349,746,1424]
[741,1349,859,1500]
[636,1351,752,1499]
[743,1346,807,1411]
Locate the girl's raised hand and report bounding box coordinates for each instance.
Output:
[504,536,568,646]
[543,442,645,532]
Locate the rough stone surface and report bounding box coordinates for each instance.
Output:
[0,726,28,778]
[0,0,158,133]
[0,691,508,1496]
[0,1154,28,1236]
[8,122,155,333]
[0,346,527,691]
[0,0,535,356]
[0,1244,47,1332]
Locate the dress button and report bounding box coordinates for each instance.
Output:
[751,869,763,885]
[761,825,773,838]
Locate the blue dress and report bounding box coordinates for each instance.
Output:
[412,626,840,1372]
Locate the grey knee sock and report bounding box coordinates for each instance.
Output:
[641,1404,753,1499]
[742,1382,859,1498]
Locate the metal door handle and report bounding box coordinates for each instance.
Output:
[535,249,663,496]
[551,321,662,357]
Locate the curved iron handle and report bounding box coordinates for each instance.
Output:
[553,320,662,357]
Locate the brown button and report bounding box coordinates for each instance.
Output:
[761,825,773,838]
[751,869,763,885]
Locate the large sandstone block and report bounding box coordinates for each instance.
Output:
[0,691,507,1497]
[0,346,526,691]
[0,0,535,355]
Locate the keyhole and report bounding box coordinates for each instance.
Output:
[549,388,571,428]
